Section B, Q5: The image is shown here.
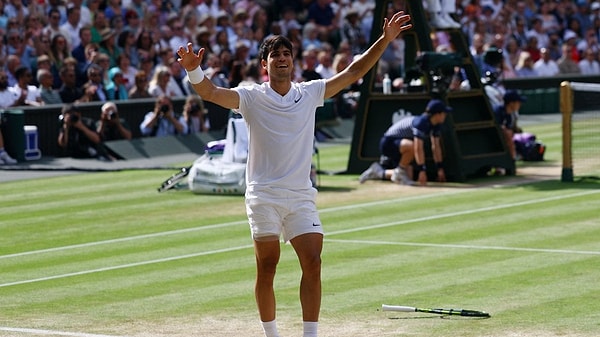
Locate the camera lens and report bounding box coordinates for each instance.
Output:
[160,105,169,113]
[71,115,79,123]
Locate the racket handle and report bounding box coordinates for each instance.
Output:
[381,304,415,312]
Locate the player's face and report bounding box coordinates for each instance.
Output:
[264,46,293,78]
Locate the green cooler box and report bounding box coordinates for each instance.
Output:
[1,109,25,162]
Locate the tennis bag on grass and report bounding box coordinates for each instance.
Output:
[187,117,248,195]
[187,153,246,195]
[513,132,546,161]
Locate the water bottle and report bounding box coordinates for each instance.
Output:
[383,73,392,95]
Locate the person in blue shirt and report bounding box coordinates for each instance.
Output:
[359,99,451,186]
[139,95,187,137]
[494,90,526,161]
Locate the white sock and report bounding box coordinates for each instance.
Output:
[261,319,280,337]
[303,321,318,337]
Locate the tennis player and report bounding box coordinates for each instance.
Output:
[177,11,412,337]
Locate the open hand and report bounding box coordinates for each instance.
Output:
[177,43,205,72]
[382,11,413,42]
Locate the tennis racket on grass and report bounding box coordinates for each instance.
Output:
[158,166,191,192]
[382,304,490,318]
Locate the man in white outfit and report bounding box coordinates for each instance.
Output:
[426,0,460,29]
[177,10,413,337]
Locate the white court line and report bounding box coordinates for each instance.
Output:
[1,189,469,261]
[0,327,122,337]
[0,220,248,260]
[324,239,600,256]
[0,245,252,288]
[326,189,600,236]
[1,189,598,288]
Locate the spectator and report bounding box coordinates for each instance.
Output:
[306,0,339,45]
[57,103,109,160]
[299,48,322,82]
[128,70,152,99]
[526,17,549,50]
[48,34,72,71]
[104,0,125,23]
[58,65,84,103]
[12,66,42,106]
[6,28,36,69]
[98,28,121,68]
[31,55,56,88]
[195,26,214,58]
[97,101,132,141]
[75,0,93,27]
[181,95,207,134]
[514,51,539,77]
[148,65,180,97]
[114,54,137,90]
[340,9,368,55]
[43,8,69,43]
[168,19,190,53]
[578,48,600,75]
[123,9,142,37]
[167,57,189,96]
[523,35,541,62]
[77,42,100,85]
[301,22,322,51]
[37,68,62,104]
[106,67,129,100]
[533,48,559,76]
[359,99,451,186]
[71,26,94,66]
[117,30,141,69]
[315,50,335,79]
[0,69,19,108]
[494,90,526,161]
[93,52,112,88]
[79,64,108,102]
[60,5,82,49]
[139,95,187,136]
[90,11,109,44]
[45,0,67,24]
[557,44,582,74]
[138,56,156,82]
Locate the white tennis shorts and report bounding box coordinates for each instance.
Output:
[245,185,323,242]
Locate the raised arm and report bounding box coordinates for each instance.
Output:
[324,11,412,98]
[176,43,240,110]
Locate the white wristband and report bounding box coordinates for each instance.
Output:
[187,67,205,84]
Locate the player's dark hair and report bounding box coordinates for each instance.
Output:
[258,35,293,62]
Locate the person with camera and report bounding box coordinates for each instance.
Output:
[57,103,111,160]
[97,101,132,141]
[139,95,188,137]
[181,95,207,134]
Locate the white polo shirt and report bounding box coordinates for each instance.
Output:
[234,79,326,190]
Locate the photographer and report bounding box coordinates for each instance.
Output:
[181,95,207,134]
[139,95,188,137]
[57,104,110,160]
[97,102,132,141]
